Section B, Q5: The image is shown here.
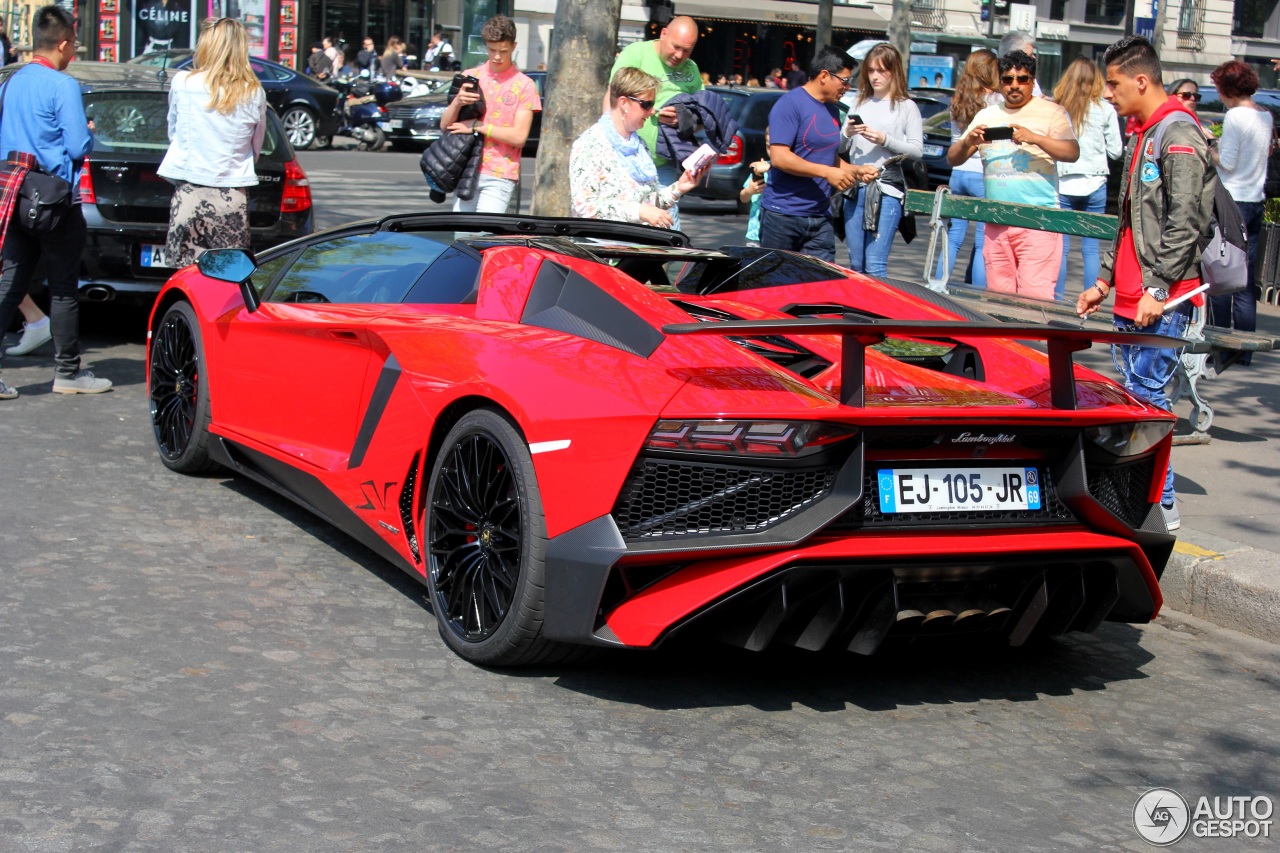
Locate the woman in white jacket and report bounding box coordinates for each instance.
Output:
[1052,58,1122,300]
[158,18,266,269]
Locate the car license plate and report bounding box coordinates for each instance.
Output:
[390,120,403,129]
[922,143,944,158]
[139,244,169,268]
[877,467,1042,513]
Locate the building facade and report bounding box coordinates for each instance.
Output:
[16,0,1269,87]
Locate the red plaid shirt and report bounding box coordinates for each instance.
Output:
[0,151,37,253]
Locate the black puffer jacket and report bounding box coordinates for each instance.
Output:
[418,75,486,202]
[654,90,740,166]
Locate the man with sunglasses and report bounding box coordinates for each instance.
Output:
[947,50,1078,299]
[759,46,873,262]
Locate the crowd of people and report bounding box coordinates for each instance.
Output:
[0,9,1274,528]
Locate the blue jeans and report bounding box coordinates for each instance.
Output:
[1056,184,1107,301]
[656,161,682,231]
[1208,198,1263,363]
[1111,306,1191,506]
[843,184,901,277]
[936,169,986,287]
[759,208,836,262]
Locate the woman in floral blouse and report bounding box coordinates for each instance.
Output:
[570,67,704,226]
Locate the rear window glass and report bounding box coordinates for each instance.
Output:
[84,92,170,153]
[675,246,846,294]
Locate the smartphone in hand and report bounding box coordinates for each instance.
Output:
[983,126,1015,141]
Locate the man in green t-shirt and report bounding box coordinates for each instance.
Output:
[608,15,703,227]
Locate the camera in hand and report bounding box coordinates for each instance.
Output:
[984,126,1014,141]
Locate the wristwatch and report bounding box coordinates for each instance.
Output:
[1144,286,1169,302]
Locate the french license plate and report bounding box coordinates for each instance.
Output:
[921,143,944,158]
[390,119,404,129]
[139,244,168,268]
[877,467,1042,513]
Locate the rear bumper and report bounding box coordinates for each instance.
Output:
[544,520,1168,655]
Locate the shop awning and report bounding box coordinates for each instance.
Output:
[677,0,889,33]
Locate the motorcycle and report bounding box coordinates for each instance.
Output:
[329,71,404,151]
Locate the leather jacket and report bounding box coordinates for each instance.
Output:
[1099,103,1214,293]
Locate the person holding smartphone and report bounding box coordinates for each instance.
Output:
[439,15,540,214]
[739,130,771,245]
[837,43,922,277]
[946,50,1078,299]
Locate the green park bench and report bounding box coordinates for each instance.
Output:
[901,188,1280,443]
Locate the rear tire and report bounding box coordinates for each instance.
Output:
[358,127,386,152]
[281,106,318,150]
[424,409,568,666]
[149,301,217,474]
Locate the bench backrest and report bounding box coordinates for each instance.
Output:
[905,188,1118,240]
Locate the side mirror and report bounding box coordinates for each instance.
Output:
[197,248,260,312]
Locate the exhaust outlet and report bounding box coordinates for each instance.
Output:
[82,285,115,302]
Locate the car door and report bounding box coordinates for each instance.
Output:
[212,231,453,470]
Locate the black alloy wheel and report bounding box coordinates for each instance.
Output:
[425,409,562,666]
[149,301,217,474]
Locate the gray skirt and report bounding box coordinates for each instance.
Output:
[165,182,250,269]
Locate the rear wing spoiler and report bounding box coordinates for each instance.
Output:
[661,318,1198,410]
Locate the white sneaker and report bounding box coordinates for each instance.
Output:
[5,318,52,356]
[0,377,17,400]
[52,370,113,395]
[1161,502,1181,532]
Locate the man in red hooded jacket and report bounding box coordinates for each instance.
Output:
[1076,35,1212,532]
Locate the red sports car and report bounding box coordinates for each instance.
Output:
[147,214,1182,666]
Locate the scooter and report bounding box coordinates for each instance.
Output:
[331,72,404,151]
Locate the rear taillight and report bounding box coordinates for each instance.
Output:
[78,157,95,204]
[716,134,743,166]
[281,158,312,213]
[645,420,858,458]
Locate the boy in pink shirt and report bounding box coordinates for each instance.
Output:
[439,15,541,213]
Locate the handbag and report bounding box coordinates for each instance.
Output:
[13,167,72,232]
[0,69,75,233]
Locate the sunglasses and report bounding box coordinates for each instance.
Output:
[1175,91,1202,102]
[1000,74,1033,85]
[830,72,854,87]
[623,95,656,111]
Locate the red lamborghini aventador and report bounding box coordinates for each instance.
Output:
[147,214,1184,666]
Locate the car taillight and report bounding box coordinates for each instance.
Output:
[716,134,743,166]
[78,157,95,204]
[281,158,312,213]
[645,419,858,458]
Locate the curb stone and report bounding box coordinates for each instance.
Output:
[1161,528,1280,646]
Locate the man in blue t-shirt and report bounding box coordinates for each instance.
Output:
[760,46,874,262]
[0,5,108,400]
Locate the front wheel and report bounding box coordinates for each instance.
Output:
[281,106,318,149]
[424,409,565,666]
[149,301,217,474]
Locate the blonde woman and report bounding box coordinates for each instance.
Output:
[569,67,705,226]
[1052,57,1121,299]
[158,17,266,268]
[839,43,922,276]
